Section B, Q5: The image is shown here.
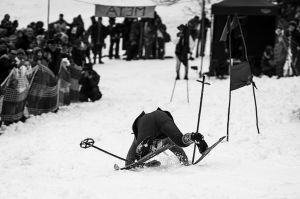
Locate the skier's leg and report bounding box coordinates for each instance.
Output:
[176,56,181,79]
[184,63,189,80]
[169,145,189,165]
[157,138,189,165]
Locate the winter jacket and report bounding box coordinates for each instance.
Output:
[286,29,300,61]
[79,70,102,102]
[87,22,108,45]
[175,26,190,67]
[274,40,287,65]
[129,21,140,45]
[108,23,122,41]
[126,108,189,166]
[0,54,15,84]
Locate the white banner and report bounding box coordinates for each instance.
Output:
[95,4,156,18]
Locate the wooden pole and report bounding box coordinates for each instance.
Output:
[226,16,232,142]
[47,0,50,30]
[192,76,206,163]
[199,0,206,77]
[235,14,260,135]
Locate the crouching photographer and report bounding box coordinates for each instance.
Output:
[79,63,102,102]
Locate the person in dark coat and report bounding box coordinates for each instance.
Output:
[274,28,288,78]
[0,45,16,84]
[15,30,30,51]
[87,16,108,64]
[157,23,170,59]
[54,14,70,26]
[285,20,300,76]
[68,16,85,45]
[261,45,276,77]
[107,17,121,59]
[72,38,87,66]
[126,19,140,61]
[175,24,190,80]
[143,18,156,59]
[0,14,12,36]
[125,108,208,166]
[79,63,102,102]
[187,16,200,60]
[121,18,133,56]
[44,39,63,76]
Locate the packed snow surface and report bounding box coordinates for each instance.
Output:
[1,58,300,199]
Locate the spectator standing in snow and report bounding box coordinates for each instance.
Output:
[187,16,200,60]
[157,23,170,59]
[87,16,108,64]
[126,18,140,61]
[107,17,121,59]
[285,20,300,76]
[126,108,208,166]
[175,24,190,80]
[274,27,288,78]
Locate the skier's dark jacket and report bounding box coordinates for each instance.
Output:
[126,108,189,166]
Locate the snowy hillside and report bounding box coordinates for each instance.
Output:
[1,57,300,199]
[1,0,300,199]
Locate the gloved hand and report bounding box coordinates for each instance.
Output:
[190,133,204,144]
[191,133,208,154]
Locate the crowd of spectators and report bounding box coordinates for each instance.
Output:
[0,12,173,127]
[0,12,171,83]
[260,1,300,78]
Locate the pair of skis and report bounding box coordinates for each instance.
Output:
[80,136,226,171]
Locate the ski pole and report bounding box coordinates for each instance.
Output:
[192,76,210,164]
[80,138,127,162]
[186,79,189,103]
[170,79,177,102]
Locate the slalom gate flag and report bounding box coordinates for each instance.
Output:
[230,61,253,91]
[58,61,71,106]
[27,65,58,115]
[220,15,239,42]
[69,64,82,102]
[1,68,29,122]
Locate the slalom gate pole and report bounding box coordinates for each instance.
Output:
[252,85,260,135]
[170,79,177,102]
[226,16,232,142]
[199,0,206,77]
[80,138,127,162]
[236,14,261,135]
[199,56,204,77]
[192,76,210,163]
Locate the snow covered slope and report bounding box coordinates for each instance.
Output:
[0,57,300,199]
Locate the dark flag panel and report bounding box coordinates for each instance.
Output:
[230,61,253,91]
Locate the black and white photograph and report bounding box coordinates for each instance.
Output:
[0,0,300,198]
